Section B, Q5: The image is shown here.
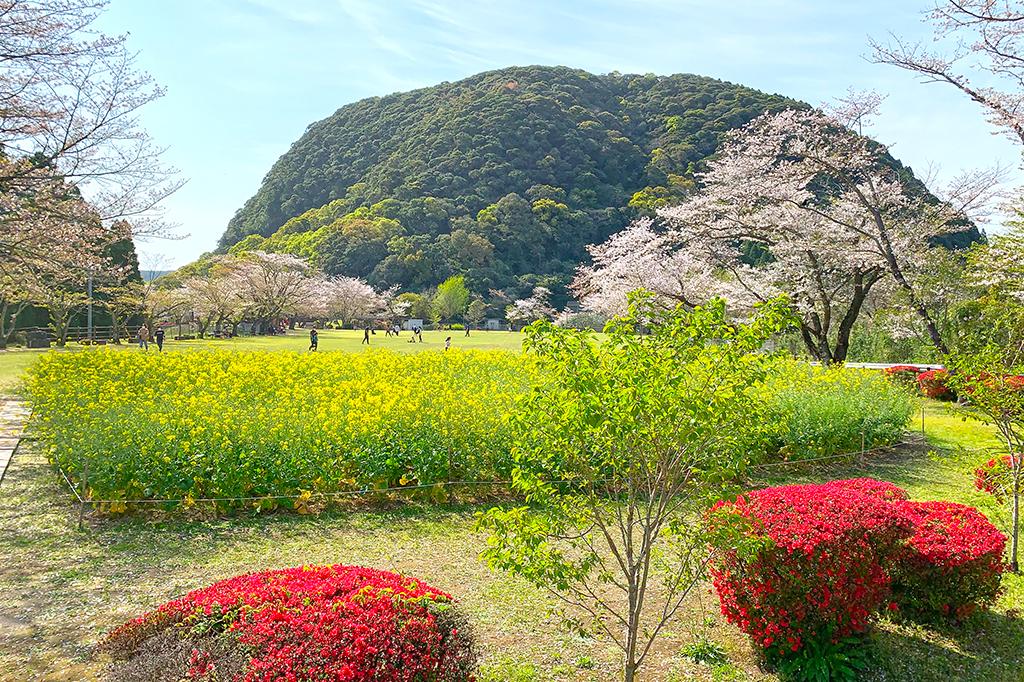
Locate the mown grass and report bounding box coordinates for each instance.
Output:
[1,400,1022,680]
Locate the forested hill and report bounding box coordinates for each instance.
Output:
[217,65,959,304]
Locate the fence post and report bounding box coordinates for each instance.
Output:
[77,457,88,530]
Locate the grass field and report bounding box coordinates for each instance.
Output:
[1,399,1023,680]
[0,329,529,395]
[1,340,1022,680]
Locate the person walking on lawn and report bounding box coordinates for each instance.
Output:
[154,327,165,352]
[309,328,318,352]
[138,325,150,350]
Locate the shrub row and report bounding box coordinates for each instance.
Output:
[710,479,1005,668]
[100,565,475,681]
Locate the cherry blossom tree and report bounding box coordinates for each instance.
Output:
[506,286,557,328]
[964,222,1024,363]
[226,252,313,333]
[970,223,1024,304]
[873,1,1024,151]
[0,1,180,275]
[178,261,244,338]
[579,103,991,363]
[378,287,412,329]
[0,268,32,346]
[572,218,722,318]
[25,271,87,346]
[314,275,384,326]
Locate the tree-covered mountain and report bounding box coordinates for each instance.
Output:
[218,65,973,306]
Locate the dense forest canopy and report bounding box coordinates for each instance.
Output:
[217,65,975,306]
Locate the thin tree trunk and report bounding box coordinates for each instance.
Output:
[869,210,949,354]
[1012,474,1020,573]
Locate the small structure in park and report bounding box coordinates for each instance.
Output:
[403,318,424,331]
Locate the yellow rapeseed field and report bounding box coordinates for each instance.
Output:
[26,349,539,510]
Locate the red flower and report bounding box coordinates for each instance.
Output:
[891,500,1006,619]
[883,365,922,375]
[101,565,476,681]
[709,478,1007,658]
[917,370,954,400]
[709,480,913,657]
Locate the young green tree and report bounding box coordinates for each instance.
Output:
[947,349,1024,572]
[432,275,470,326]
[465,297,487,331]
[479,291,793,682]
[397,292,432,321]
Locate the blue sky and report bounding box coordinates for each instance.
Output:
[96,0,1021,268]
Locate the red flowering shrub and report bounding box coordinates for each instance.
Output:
[883,365,923,390]
[891,500,1006,620]
[975,455,1014,499]
[100,565,477,681]
[821,478,909,502]
[917,369,955,400]
[884,365,922,374]
[709,481,914,659]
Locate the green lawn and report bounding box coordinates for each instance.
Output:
[0,329,528,395]
[1,392,1022,680]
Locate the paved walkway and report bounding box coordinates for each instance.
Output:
[0,399,29,487]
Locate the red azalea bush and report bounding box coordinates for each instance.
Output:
[892,500,1006,620]
[820,477,910,502]
[883,365,923,390]
[709,480,914,658]
[99,565,477,682]
[711,478,1008,667]
[917,369,955,400]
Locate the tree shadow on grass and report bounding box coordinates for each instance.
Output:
[866,610,1024,682]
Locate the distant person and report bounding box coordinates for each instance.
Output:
[464,325,470,337]
[138,325,150,350]
[362,326,370,345]
[309,328,318,352]
[416,326,424,343]
[444,336,451,351]
[154,327,165,352]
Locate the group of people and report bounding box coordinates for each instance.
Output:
[137,325,166,352]
[307,325,455,351]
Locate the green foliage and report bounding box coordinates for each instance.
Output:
[479,292,795,680]
[681,637,729,666]
[219,66,801,298]
[770,634,869,682]
[397,292,431,320]
[760,361,915,461]
[433,275,470,324]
